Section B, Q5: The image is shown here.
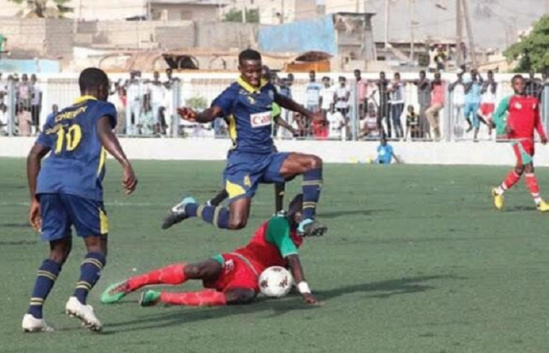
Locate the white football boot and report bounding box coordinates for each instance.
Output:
[22,314,54,333]
[65,297,102,331]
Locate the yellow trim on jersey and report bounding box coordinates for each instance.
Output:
[97,147,106,176]
[236,77,268,94]
[227,115,237,149]
[74,95,97,105]
[225,179,247,199]
[99,208,109,235]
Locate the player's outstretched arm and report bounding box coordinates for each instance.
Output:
[287,254,319,305]
[97,116,137,195]
[27,143,50,231]
[177,106,223,124]
[275,94,323,122]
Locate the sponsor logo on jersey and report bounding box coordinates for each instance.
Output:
[250,111,271,128]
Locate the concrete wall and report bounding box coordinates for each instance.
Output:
[0,138,543,167]
[0,18,73,59]
[75,20,256,51]
[196,22,259,50]
[152,4,221,22]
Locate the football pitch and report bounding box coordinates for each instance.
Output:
[1,158,549,353]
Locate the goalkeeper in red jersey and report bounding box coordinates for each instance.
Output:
[100,194,320,307]
[491,74,549,211]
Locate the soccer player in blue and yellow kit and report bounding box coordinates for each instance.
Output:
[163,49,326,236]
[22,68,138,332]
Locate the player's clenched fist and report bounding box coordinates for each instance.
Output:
[178,107,197,122]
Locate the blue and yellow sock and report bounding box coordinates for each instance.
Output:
[28,259,62,319]
[302,168,323,220]
[185,203,230,229]
[74,252,106,305]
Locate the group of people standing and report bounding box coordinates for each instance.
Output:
[110,68,179,136]
[0,73,43,136]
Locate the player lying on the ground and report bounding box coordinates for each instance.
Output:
[162,49,327,237]
[102,194,320,307]
[22,68,138,333]
[491,74,549,211]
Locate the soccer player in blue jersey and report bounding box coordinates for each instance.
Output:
[163,49,326,236]
[22,68,137,332]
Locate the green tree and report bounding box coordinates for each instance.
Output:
[223,8,259,23]
[8,0,73,19]
[504,15,549,72]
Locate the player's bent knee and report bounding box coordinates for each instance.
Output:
[229,218,247,230]
[309,155,323,169]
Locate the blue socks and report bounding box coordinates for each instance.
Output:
[74,252,106,304]
[302,168,323,220]
[185,203,230,229]
[28,259,62,319]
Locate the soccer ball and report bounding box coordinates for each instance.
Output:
[258,266,293,298]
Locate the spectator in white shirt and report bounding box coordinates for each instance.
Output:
[126,70,143,135]
[335,76,350,117]
[30,74,42,134]
[388,72,405,138]
[319,76,335,120]
[326,104,346,140]
[148,70,166,135]
[449,70,469,133]
[305,70,322,113]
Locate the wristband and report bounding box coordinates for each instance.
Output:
[297,281,311,294]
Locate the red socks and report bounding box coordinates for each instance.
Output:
[501,170,521,191]
[525,173,542,203]
[127,263,186,291]
[159,289,227,306]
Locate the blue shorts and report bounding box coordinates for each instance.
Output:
[464,103,480,128]
[223,151,290,202]
[38,193,109,242]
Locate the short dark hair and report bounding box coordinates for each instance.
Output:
[79,67,109,93]
[239,49,261,65]
[511,74,523,83]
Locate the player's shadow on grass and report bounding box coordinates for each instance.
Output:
[320,209,391,219]
[106,275,456,333]
[506,205,537,212]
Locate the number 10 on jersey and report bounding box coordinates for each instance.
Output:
[55,124,82,154]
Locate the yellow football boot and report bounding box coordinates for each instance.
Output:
[537,200,549,212]
[492,188,504,210]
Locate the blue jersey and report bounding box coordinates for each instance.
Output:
[36,96,117,201]
[377,144,393,164]
[212,77,277,154]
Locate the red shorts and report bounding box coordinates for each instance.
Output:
[512,139,535,166]
[204,253,259,293]
[480,103,495,116]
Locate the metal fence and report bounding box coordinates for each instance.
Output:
[1,74,548,143]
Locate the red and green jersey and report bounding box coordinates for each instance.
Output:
[493,95,546,140]
[231,215,303,275]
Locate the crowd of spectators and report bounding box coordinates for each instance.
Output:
[1,67,547,141]
[0,73,45,136]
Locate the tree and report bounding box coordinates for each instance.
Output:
[8,0,73,19]
[223,8,259,23]
[504,15,549,72]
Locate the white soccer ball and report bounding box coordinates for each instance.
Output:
[258,266,293,298]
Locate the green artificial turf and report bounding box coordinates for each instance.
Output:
[1,158,548,353]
